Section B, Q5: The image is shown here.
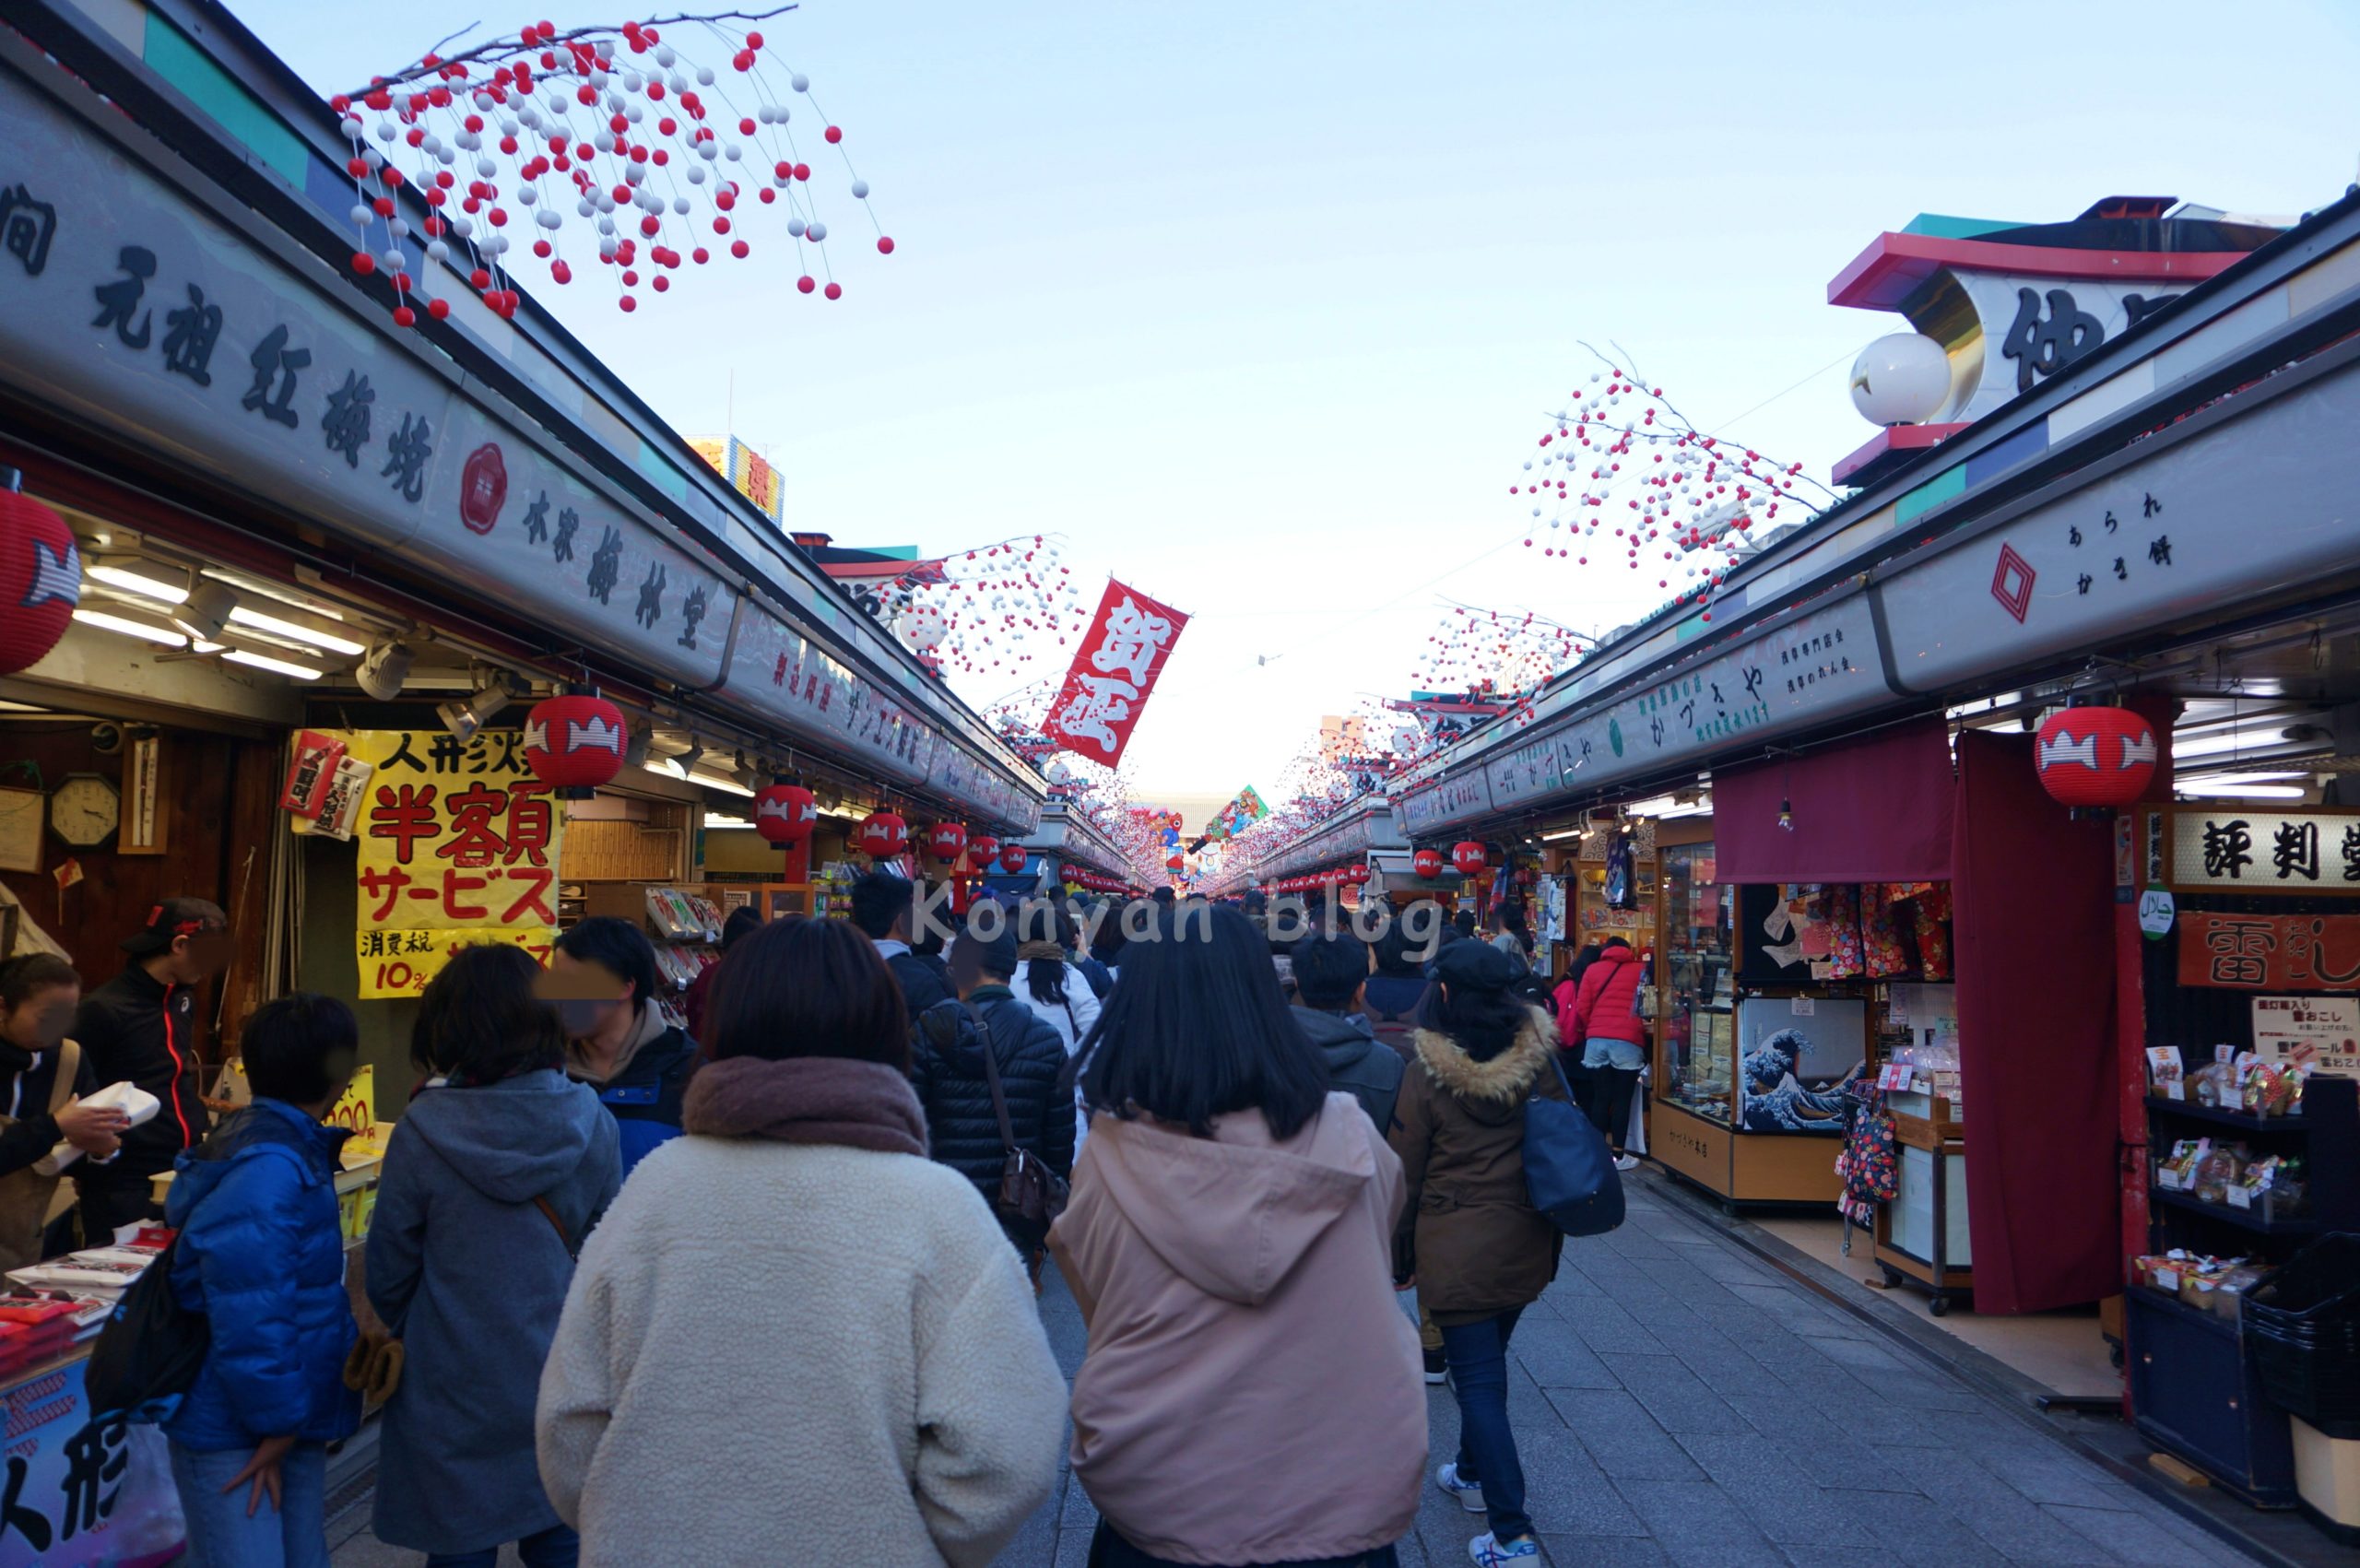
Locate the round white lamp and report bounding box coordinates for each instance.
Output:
[1848,333,1952,427]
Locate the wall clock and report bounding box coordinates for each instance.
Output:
[48,772,120,851]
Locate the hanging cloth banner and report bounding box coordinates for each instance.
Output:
[1042,580,1190,768]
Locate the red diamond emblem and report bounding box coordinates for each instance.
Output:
[1991,543,2036,624]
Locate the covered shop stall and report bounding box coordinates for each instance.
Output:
[1383,182,2360,1485]
[0,4,1044,1553]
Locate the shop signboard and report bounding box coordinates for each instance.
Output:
[2177,912,2360,991]
[1397,772,1492,835]
[1042,581,1190,768]
[2251,995,2360,1077]
[1876,357,2360,694]
[0,1359,183,1566]
[2159,808,2360,892]
[0,74,1040,830]
[313,730,565,998]
[0,76,731,694]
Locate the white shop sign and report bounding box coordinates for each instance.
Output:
[2252,995,2360,1077]
[2167,810,2360,890]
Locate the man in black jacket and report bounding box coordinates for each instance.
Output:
[850,871,951,1014]
[73,897,230,1238]
[1290,931,1404,1136]
[909,926,1074,1283]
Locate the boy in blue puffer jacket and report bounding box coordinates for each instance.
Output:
[163,993,361,1568]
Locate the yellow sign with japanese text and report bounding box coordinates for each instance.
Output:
[315,730,566,998]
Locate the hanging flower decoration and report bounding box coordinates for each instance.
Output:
[331,8,891,324]
[1502,342,1835,626]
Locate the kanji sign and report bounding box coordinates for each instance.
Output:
[315,731,565,998]
[2251,996,2360,1077]
[2165,809,2360,892]
[0,1359,181,1564]
[1042,580,1189,768]
[2177,912,2360,992]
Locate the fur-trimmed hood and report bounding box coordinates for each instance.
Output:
[1410,1008,1558,1123]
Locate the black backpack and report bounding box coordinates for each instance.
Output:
[84,1233,209,1421]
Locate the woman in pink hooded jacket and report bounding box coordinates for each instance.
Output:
[1049,902,1426,1568]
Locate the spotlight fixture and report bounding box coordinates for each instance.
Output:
[436,682,513,741]
[676,739,704,773]
[624,725,653,769]
[354,639,415,701]
[170,580,235,643]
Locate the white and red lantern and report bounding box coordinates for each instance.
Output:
[969,833,1001,864]
[1346,865,1370,885]
[1452,841,1489,877]
[1413,848,1445,878]
[2036,706,2158,808]
[997,843,1029,874]
[522,692,627,797]
[753,784,818,844]
[856,811,909,859]
[926,821,968,861]
[0,484,79,677]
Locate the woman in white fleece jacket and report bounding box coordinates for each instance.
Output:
[536,916,1068,1568]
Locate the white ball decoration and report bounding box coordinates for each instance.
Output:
[806,220,827,242]
[791,73,810,92]
[1848,333,1952,427]
[850,179,869,199]
[896,604,949,651]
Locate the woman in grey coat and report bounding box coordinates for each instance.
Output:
[366,945,624,1568]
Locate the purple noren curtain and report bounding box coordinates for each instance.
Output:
[1716,719,1955,886]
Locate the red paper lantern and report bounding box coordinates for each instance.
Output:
[0,486,80,677]
[522,692,626,796]
[856,811,908,858]
[1452,841,1488,876]
[969,833,1001,863]
[753,784,817,844]
[1347,865,1370,885]
[997,843,1029,873]
[926,821,968,861]
[1413,848,1445,878]
[2036,706,2157,808]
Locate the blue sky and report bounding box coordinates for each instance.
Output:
[236,0,2360,801]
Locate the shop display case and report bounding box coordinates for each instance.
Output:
[1649,825,1858,1208]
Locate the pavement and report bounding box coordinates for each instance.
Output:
[331,1171,2262,1567]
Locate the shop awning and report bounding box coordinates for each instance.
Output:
[1715,718,1954,885]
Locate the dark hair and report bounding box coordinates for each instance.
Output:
[242,992,360,1105]
[1372,922,1425,979]
[1563,942,1604,996]
[413,943,566,1081]
[1291,931,1370,1010]
[0,954,79,1011]
[705,915,909,1069]
[1601,936,1631,952]
[1021,904,1079,1008]
[955,915,1021,984]
[1417,967,1533,1064]
[553,915,661,1005]
[719,906,762,952]
[1090,906,1129,964]
[846,871,914,940]
[1452,910,1478,937]
[1079,904,1330,1140]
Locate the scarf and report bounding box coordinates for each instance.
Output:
[1017,940,1065,965]
[681,1055,927,1156]
[565,1001,667,1087]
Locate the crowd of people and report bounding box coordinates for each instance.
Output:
[0,870,1635,1567]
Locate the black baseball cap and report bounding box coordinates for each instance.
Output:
[122,898,228,956]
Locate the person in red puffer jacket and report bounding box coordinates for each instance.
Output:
[1560,938,1646,1169]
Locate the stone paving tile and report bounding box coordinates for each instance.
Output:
[1517,1426,1650,1539]
[1671,1432,1882,1546]
[1721,1393,1921,1494]
[1541,1536,1675,1565]
[1561,1294,1673,1357]
[1599,1351,1756,1435]
[1542,1386,1708,1482]
[1611,1478,1788,1567]
[2042,1503,2227,1568]
[1512,1318,1625,1389]
[1838,1488,2015,1566]
[1875,1448,2120,1564]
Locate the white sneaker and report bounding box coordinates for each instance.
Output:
[1435,1461,1487,1514]
[1613,1154,1641,1172]
[1469,1531,1539,1565]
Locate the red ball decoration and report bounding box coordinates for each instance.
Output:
[522,692,627,797]
[0,486,79,676]
[2036,705,2157,808]
[1413,848,1445,878]
[926,821,968,861]
[1451,841,1488,877]
[856,811,909,859]
[753,784,817,844]
[969,833,1001,864]
[997,843,1029,874]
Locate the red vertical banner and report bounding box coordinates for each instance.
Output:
[1041,580,1190,768]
